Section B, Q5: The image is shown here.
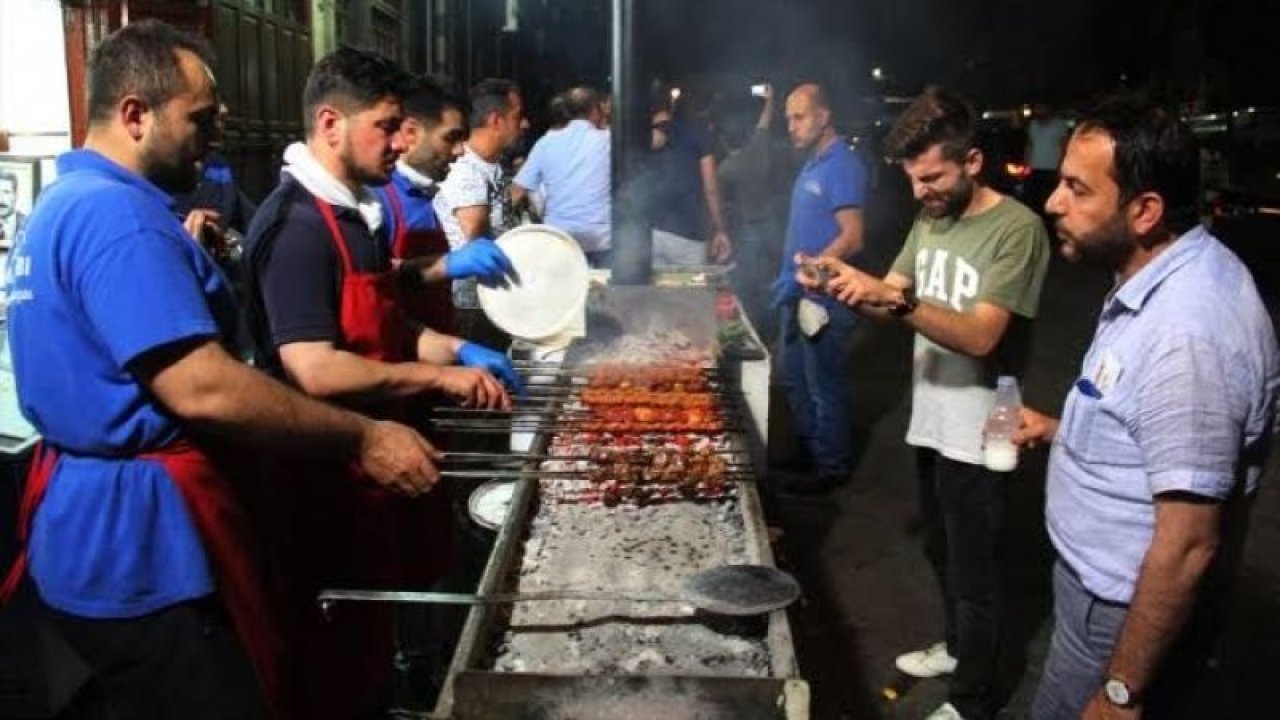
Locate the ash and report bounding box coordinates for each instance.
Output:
[490,482,771,677]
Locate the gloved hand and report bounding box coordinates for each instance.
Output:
[444,237,516,286]
[457,342,526,397]
[771,274,800,309]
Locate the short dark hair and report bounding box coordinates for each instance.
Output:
[884,86,977,163]
[302,48,412,133]
[1074,95,1201,235]
[548,93,571,128]
[401,74,463,128]
[87,19,215,124]
[562,86,599,121]
[469,78,519,130]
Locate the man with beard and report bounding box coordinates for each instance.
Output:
[242,48,519,718]
[797,86,1050,720]
[1014,97,1277,720]
[2,21,441,718]
[434,78,525,347]
[0,169,25,249]
[372,75,514,334]
[771,82,867,495]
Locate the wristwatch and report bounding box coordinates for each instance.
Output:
[890,286,919,317]
[1104,678,1138,709]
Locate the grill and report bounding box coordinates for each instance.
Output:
[332,286,800,719]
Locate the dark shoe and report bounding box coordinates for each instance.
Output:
[771,454,816,473]
[781,474,834,496]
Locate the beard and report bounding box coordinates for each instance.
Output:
[1056,211,1134,269]
[141,116,202,193]
[921,174,975,220]
[340,142,395,186]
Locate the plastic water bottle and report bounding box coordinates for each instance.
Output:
[983,376,1021,472]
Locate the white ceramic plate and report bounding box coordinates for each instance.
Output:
[477,224,589,341]
[468,480,517,531]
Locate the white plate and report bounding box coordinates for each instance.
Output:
[477,224,589,342]
[468,480,517,531]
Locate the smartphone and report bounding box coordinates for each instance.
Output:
[750,84,768,97]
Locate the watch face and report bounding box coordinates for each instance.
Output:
[1105,679,1132,706]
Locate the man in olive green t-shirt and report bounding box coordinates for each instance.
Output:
[796,88,1049,720]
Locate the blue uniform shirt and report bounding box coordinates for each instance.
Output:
[372,166,441,250]
[1046,227,1279,604]
[5,149,237,618]
[776,139,868,308]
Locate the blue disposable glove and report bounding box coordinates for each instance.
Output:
[457,341,526,397]
[444,237,516,286]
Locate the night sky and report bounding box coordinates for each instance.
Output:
[619,0,1276,111]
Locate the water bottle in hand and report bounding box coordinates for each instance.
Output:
[983,376,1021,472]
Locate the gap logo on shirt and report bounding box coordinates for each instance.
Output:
[914,248,979,311]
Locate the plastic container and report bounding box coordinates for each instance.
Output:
[982,376,1021,472]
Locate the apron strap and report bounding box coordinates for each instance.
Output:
[312,198,356,276]
[1,442,55,601]
[383,184,410,257]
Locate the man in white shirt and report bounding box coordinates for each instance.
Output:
[434,78,525,346]
[511,86,612,267]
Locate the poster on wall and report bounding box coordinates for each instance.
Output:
[0,154,42,250]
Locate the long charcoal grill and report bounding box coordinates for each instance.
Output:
[429,287,802,719]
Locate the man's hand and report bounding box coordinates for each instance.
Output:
[444,237,516,286]
[357,420,442,496]
[435,364,511,409]
[795,253,893,307]
[183,209,222,247]
[1012,406,1060,449]
[709,231,732,264]
[1082,690,1141,720]
[457,341,526,398]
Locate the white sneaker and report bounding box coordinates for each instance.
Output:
[924,702,965,720]
[894,642,958,678]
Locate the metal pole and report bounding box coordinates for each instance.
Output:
[610,0,651,284]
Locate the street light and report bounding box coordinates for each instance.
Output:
[871,67,884,81]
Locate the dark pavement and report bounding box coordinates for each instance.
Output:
[762,179,1280,719]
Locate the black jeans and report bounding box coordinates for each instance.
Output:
[43,595,266,720]
[916,448,1008,720]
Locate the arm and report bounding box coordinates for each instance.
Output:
[1086,497,1221,719]
[822,207,864,259]
[700,155,732,262]
[456,205,492,240]
[800,256,1012,356]
[277,339,507,409]
[135,338,438,495]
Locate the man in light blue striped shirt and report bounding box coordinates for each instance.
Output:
[512,87,612,267]
[1016,97,1279,720]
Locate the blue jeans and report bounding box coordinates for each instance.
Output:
[778,300,856,478]
[1032,560,1225,720]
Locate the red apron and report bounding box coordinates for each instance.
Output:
[2,440,286,719]
[384,184,457,334]
[257,199,455,719]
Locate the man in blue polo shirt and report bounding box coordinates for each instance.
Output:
[1,21,439,719]
[772,83,867,495]
[371,75,513,334]
[511,86,612,267]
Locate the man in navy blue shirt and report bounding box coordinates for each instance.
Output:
[243,48,520,719]
[649,89,732,267]
[2,21,440,719]
[773,83,867,495]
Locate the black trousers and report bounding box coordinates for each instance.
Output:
[916,448,1008,720]
[43,595,266,720]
